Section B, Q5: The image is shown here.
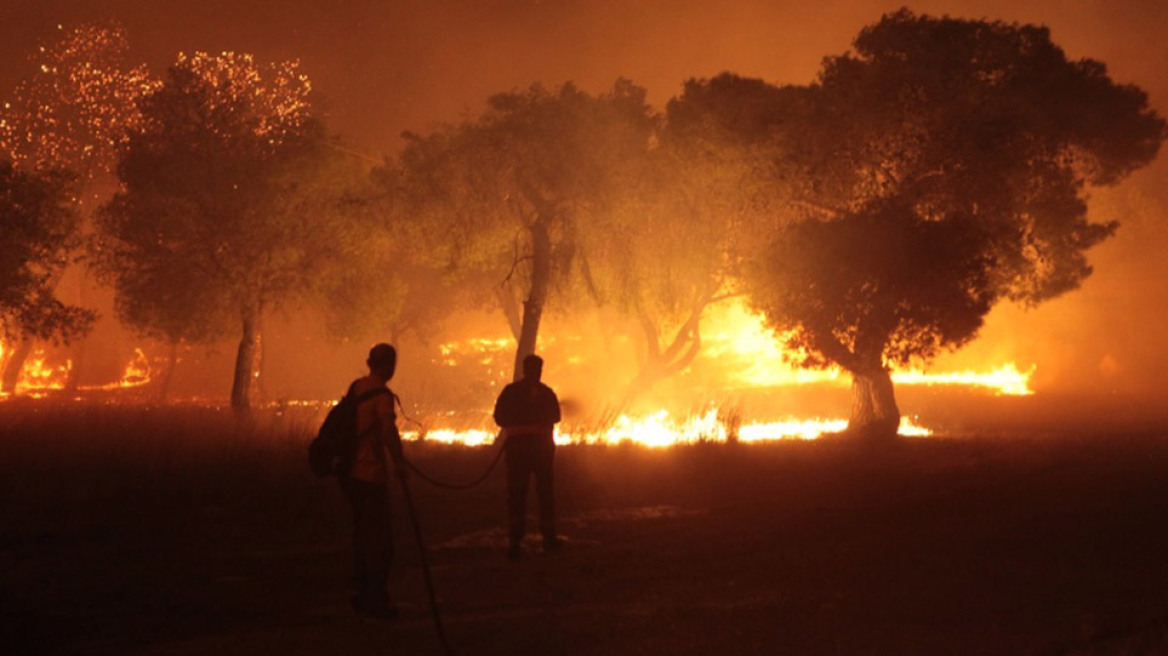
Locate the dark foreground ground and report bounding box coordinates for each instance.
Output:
[4,404,1168,655]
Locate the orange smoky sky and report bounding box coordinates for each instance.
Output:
[2,0,1167,408]
[3,0,1165,154]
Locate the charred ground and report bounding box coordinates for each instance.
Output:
[4,404,1168,655]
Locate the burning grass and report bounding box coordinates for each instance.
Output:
[5,403,1168,654]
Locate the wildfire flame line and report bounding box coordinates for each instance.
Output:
[0,347,153,396]
[405,411,930,448]
[891,364,1034,396]
[698,301,1035,395]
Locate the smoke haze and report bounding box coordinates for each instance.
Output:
[2,0,1167,424]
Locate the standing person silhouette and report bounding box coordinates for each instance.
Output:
[493,354,562,560]
[342,343,407,618]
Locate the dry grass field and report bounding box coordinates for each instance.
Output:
[4,401,1168,655]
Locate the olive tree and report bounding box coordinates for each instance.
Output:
[95,52,368,413]
[700,10,1165,437]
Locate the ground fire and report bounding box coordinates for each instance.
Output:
[0,343,152,398]
[0,300,1032,444]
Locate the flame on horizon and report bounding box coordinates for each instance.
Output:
[407,411,930,448]
[0,298,1028,445]
[699,300,1034,396]
[0,345,153,397]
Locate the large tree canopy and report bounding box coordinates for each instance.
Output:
[0,24,157,391]
[394,80,657,380]
[573,80,792,410]
[698,10,1166,437]
[94,52,368,413]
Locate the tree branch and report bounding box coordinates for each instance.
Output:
[791,199,843,219]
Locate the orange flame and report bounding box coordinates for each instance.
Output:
[702,300,1034,395]
[402,410,930,447]
[891,364,1034,396]
[87,348,152,391]
[16,349,72,394]
[0,342,151,397]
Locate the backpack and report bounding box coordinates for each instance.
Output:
[308,385,391,477]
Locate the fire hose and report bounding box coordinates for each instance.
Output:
[391,395,510,655]
[395,394,509,490]
[395,471,455,656]
[404,437,507,489]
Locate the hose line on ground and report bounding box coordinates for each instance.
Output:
[394,393,509,490]
[396,473,456,656]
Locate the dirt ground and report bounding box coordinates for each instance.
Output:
[4,406,1168,655]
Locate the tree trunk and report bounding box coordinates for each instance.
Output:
[65,338,87,393]
[848,366,901,440]
[64,267,94,393]
[230,307,263,417]
[512,218,551,381]
[1,338,33,395]
[496,285,523,342]
[157,340,179,403]
[611,304,705,417]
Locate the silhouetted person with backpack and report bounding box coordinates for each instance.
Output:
[493,354,562,560]
[342,343,407,618]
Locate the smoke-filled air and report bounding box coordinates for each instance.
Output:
[3,0,1167,442]
[8,2,1168,654]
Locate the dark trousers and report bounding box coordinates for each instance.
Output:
[341,477,393,606]
[505,434,556,545]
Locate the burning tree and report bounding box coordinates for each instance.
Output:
[394,80,657,380]
[0,23,156,392]
[94,52,365,414]
[0,161,95,390]
[579,81,791,410]
[0,23,156,177]
[701,10,1165,438]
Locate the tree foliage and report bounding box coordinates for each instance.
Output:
[0,23,156,177]
[395,80,657,379]
[0,23,155,364]
[572,79,794,408]
[0,160,95,343]
[94,52,365,413]
[698,10,1166,436]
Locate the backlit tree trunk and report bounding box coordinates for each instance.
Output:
[231,306,263,416]
[2,276,72,394]
[848,365,900,439]
[1,338,33,394]
[64,339,87,393]
[512,217,551,381]
[496,285,523,342]
[64,268,96,393]
[610,302,706,418]
[157,340,179,403]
